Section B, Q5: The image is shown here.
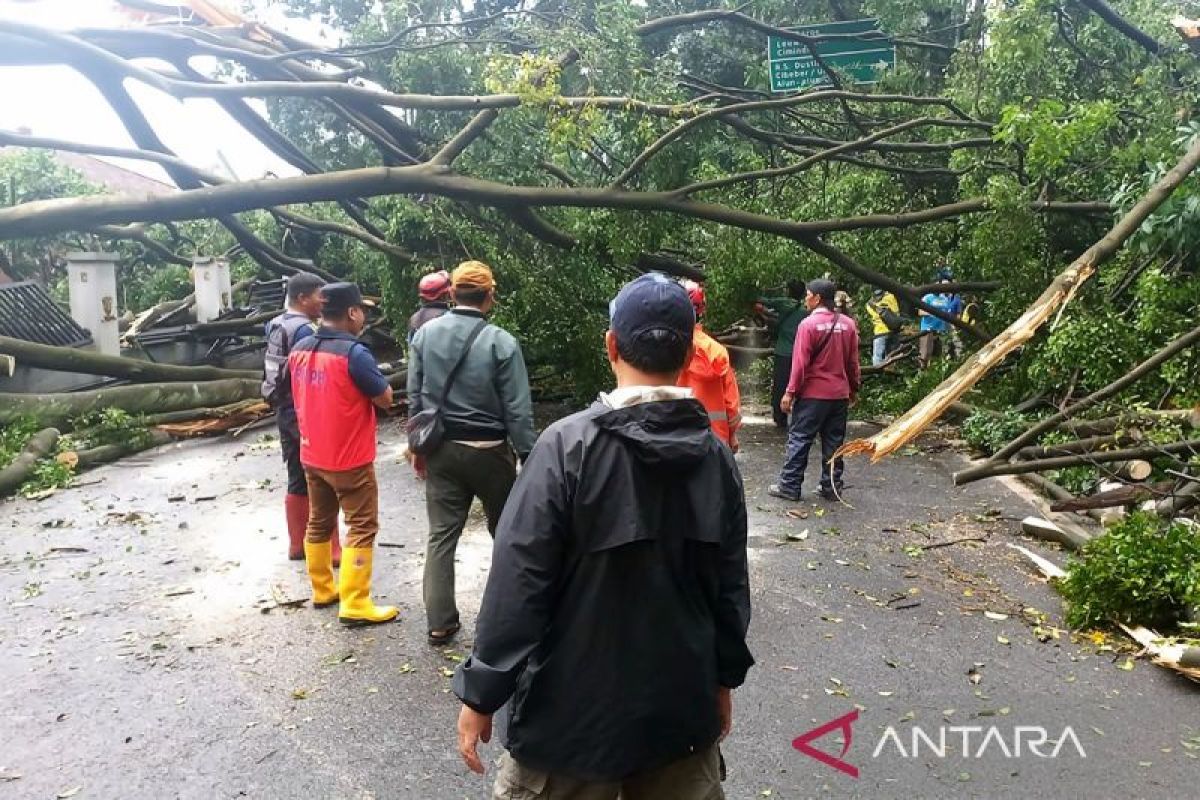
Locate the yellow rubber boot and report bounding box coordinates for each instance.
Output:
[304,540,339,608]
[337,547,397,626]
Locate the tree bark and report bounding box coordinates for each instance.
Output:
[0,379,259,428]
[1014,432,1142,460]
[955,440,1200,485]
[1077,0,1167,56]
[1060,408,1200,438]
[0,427,59,497]
[139,399,265,427]
[0,335,259,382]
[72,429,173,470]
[1051,480,1174,512]
[1155,480,1200,518]
[838,137,1200,464]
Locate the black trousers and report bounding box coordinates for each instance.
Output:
[278,410,307,496]
[778,398,849,495]
[771,354,791,428]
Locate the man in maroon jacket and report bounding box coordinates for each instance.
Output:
[769,279,861,502]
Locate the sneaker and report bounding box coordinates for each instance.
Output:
[768,484,801,502]
[818,485,846,501]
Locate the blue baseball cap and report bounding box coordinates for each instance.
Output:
[609,273,695,343]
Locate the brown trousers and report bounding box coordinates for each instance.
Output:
[304,464,378,548]
[492,747,724,800]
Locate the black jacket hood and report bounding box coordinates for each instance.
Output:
[592,398,714,468]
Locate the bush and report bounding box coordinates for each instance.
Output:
[0,416,40,470]
[960,408,1029,455]
[65,408,152,451]
[1058,512,1200,630]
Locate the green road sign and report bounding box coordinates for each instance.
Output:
[767,18,896,92]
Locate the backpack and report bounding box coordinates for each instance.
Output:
[869,300,903,333]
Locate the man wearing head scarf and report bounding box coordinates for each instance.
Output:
[408,270,452,345]
[407,261,536,646]
[769,279,861,502]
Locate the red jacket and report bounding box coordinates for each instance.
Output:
[677,324,742,444]
[786,308,861,400]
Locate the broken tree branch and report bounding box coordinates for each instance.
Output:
[0,335,259,383]
[0,428,60,498]
[0,379,260,428]
[956,439,1200,484]
[993,322,1200,460]
[836,136,1200,463]
[1077,0,1168,56]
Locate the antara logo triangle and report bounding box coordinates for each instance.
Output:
[792,709,860,778]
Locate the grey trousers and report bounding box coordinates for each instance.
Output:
[493,747,724,800]
[423,441,516,631]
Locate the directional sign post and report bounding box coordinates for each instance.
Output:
[767,18,896,93]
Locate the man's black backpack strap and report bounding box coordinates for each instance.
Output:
[809,312,842,361]
[405,318,488,456]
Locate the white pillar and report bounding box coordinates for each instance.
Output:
[215,259,233,313]
[66,251,120,356]
[192,256,224,323]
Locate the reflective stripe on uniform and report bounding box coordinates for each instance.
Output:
[708,411,728,421]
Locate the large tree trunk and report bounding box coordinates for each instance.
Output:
[71,429,174,470]
[0,335,259,382]
[0,427,59,497]
[837,137,1200,463]
[0,379,259,428]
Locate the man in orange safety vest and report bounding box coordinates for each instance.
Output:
[677,280,743,452]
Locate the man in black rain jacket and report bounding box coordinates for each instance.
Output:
[453,273,753,799]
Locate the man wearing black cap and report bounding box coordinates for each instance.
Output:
[289,282,396,626]
[452,273,753,799]
[769,278,861,502]
[260,271,337,565]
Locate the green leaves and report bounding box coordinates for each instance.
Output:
[995,99,1119,181]
[961,408,1029,456]
[1059,512,1200,630]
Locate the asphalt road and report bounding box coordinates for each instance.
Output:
[1,410,1197,799]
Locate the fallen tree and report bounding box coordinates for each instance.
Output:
[1061,409,1200,438]
[0,379,259,428]
[838,136,1200,463]
[69,429,174,469]
[0,335,259,382]
[1051,480,1174,512]
[0,427,59,497]
[955,439,1200,484]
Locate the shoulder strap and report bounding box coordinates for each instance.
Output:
[438,318,488,406]
[809,313,841,361]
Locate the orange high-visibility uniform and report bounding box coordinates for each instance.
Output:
[678,324,742,445]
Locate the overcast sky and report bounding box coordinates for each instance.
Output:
[0,0,340,183]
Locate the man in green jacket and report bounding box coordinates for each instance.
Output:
[407,261,537,646]
[757,280,808,427]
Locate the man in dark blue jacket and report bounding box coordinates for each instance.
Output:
[453,273,753,799]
